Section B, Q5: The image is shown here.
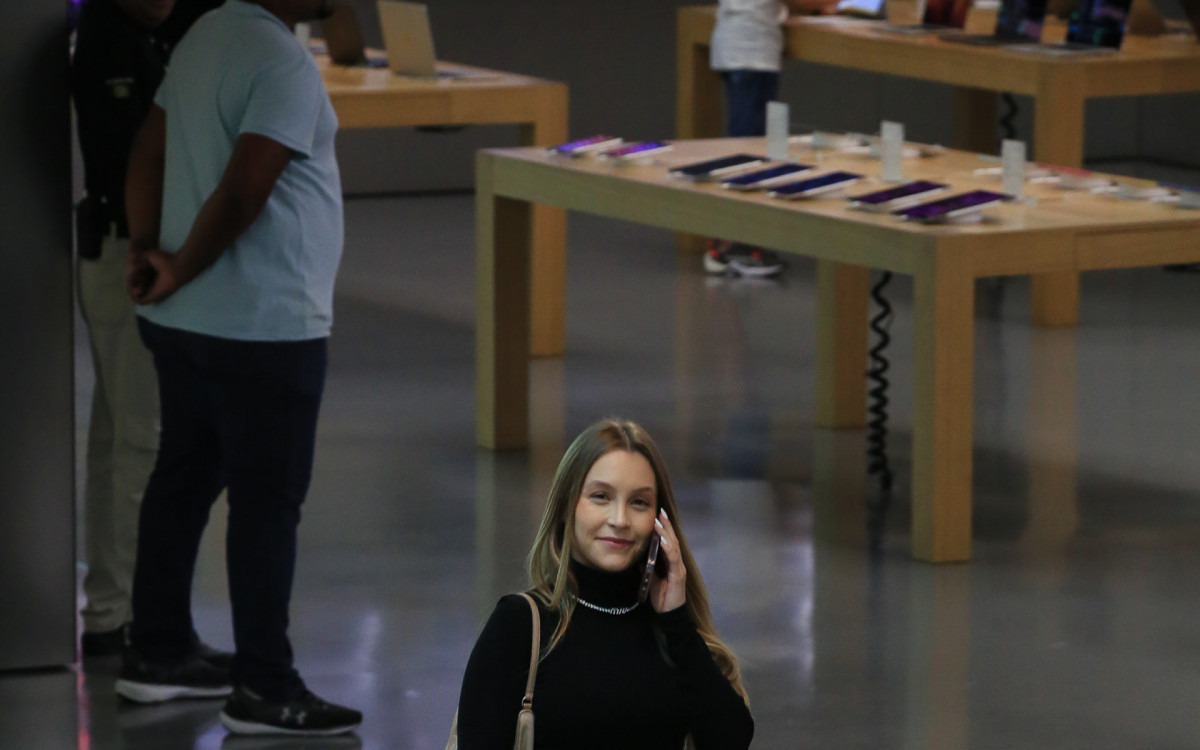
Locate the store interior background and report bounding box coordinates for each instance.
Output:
[331,0,1200,194]
[2,0,1200,748]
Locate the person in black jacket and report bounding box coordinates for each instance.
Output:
[456,418,754,750]
[70,0,222,658]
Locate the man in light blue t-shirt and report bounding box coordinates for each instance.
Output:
[119,0,360,737]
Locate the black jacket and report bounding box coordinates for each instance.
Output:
[70,0,222,255]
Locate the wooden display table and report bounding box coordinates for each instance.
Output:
[475,136,1200,562]
[676,6,1200,327]
[319,56,569,356]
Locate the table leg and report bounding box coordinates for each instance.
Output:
[676,9,723,254]
[519,85,569,358]
[952,88,998,155]
[911,255,975,562]
[815,260,869,429]
[476,156,532,450]
[1031,69,1087,328]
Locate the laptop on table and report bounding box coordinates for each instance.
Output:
[377,0,496,80]
[941,0,1049,44]
[1001,0,1134,54]
[321,3,388,68]
[881,0,972,33]
[1147,0,1200,38]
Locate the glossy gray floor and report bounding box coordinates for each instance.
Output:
[12,189,1200,750]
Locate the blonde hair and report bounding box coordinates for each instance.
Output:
[526,418,748,703]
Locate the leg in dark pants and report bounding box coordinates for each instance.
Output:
[218,335,326,700]
[130,319,327,700]
[131,319,226,661]
[721,70,781,138]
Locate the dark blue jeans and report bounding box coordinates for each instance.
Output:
[131,318,327,700]
[721,70,780,137]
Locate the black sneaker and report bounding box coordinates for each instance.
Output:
[219,686,362,736]
[81,623,128,658]
[116,648,232,703]
[190,635,234,670]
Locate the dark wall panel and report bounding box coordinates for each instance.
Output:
[0,0,77,670]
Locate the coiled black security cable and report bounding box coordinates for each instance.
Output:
[866,271,894,550]
[999,94,1019,144]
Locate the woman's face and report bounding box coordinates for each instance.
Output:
[571,449,658,574]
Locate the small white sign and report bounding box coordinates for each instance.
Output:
[1002,139,1026,199]
[880,121,904,183]
[766,102,790,162]
[295,22,312,49]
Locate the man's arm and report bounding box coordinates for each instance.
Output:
[126,104,167,256]
[129,130,294,304]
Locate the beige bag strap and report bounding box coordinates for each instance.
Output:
[517,592,541,709]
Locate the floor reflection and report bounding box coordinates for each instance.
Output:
[29,194,1200,750]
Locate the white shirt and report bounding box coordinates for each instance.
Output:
[710,0,789,72]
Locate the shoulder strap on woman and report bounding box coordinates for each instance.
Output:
[517,592,540,707]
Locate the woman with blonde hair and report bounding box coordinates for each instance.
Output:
[455,418,753,749]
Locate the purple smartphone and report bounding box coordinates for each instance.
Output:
[769,171,862,199]
[599,141,672,160]
[849,180,948,211]
[548,135,623,157]
[721,163,814,191]
[894,190,1010,222]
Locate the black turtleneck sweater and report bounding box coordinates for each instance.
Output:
[456,560,754,750]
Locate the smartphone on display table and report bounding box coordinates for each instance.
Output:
[548,135,623,157]
[769,171,862,199]
[894,190,1011,222]
[598,141,673,161]
[849,180,949,211]
[721,163,814,191]
[669,154,766,182]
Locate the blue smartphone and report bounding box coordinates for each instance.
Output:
[721,163,814,191]
[669,154,765,182]
[894,190,1010,222]
[769,171,862,199]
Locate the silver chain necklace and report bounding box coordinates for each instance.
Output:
[574,596,640,616]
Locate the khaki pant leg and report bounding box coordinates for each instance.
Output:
[78,236,161,633]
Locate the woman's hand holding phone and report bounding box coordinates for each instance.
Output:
[647,509,686,614]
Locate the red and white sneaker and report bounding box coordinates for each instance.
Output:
[729,249,785,278]
[704,239,734,274]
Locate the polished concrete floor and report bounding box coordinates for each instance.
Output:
[6,186,1200,749]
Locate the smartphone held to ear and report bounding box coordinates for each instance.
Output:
[638,533,670,602]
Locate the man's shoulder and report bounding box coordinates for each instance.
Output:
[172,6,312,80]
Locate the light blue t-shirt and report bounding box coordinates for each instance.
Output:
[141,0,342,341]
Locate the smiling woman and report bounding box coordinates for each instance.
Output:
[453,418,754,750]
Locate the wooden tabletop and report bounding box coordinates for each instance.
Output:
[316,53,568,130]
[483,138,1200,268]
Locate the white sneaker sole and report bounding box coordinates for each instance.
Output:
[116,678,232,703]
[220,711,361,736]
[729,260,783,278]
[703,256,729,274]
